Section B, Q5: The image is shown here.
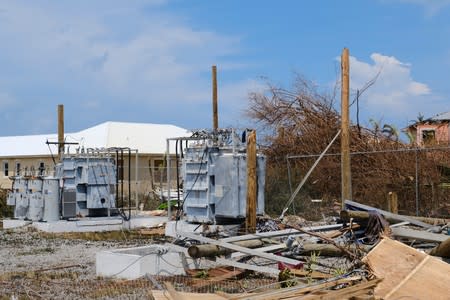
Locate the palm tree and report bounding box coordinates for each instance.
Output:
[382,124,400,142]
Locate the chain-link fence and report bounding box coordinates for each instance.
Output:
[282,146,450,218]
[0,270,276,299]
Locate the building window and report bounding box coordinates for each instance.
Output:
[422,129,436,145]
[154,159,164,170]
[38,162,45,176]
[15,162,21,176]
[3,161,9,177]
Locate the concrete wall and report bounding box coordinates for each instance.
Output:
[415,123,450,146]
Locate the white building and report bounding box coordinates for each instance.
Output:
[0,121,190,199]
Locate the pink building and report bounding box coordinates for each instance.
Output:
[406,111,450,146]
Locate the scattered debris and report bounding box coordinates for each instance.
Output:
[2,198,450,299]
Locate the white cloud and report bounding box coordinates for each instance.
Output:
[0,0,254,135]
[349,53,436,126]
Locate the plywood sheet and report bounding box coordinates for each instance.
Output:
[362,238,450,299]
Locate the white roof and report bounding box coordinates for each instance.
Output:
[0,121,190,157]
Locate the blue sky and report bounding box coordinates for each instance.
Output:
[0,0,450,138]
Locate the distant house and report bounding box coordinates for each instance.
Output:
[0,121,190,195]
[405,111,450,147]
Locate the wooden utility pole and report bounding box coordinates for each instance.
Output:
[212,65,218,131]
[341,48,351,208]
[246,130,257,233]
[58,104,64,162]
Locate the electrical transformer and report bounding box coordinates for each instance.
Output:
[56,155,117,218]
[181,129,266,224]
[6,152,118,221]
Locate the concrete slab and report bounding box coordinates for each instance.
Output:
[33,219,123,233]
[3,216,169,233]
[2,219,31,229]
[96,244,200,279]
[165,220,240,238]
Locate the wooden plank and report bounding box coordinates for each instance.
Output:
[290,269,333,279]
[345,200,431,228]
[300,278,382,300]
[180,231,301,265]
[191,269,245,288]
[152,289,231,300]
[391,227,448,242]
[229,276,362,300]
[246,130,257,234]
[215,257,279,276]
[362,238,450,299]
[164,282,188,300]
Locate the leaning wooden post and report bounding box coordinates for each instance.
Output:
[341,48,352,208]
[246,130,257,233]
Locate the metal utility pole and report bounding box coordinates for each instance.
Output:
[341,48,352,207]
[212,65,218,131]
[58,104,64,162]
[246,130,257,233]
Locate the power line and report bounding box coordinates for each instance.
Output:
[287,145,450,159]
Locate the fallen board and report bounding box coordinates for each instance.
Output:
[391,227,448,242]
[362,237,450,299]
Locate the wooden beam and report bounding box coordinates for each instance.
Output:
[341,47,351,208]
[246,130,257,233]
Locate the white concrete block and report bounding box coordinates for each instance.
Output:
[96,244,198,279]
[2,219,31,229]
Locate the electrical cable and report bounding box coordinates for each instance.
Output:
[175,139,181,218]
[109,246,171,277]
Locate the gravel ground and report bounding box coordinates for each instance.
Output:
[0,224,165,299]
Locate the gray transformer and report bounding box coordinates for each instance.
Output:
[7,177,29,219]
[56,156,116,218]
[27,178,44,221]
[183,139,266,224]
[42,177,60,222]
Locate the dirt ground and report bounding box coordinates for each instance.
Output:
[0,224,165,299]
